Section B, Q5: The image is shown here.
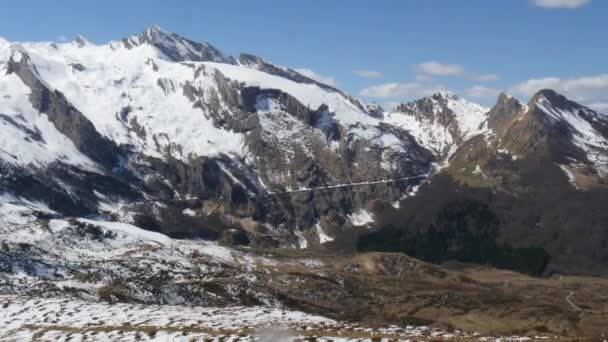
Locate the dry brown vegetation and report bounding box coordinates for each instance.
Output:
[245,247,608,338]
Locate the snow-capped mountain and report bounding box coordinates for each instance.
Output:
[2,26,608,272]
[496,89,608,179]
[384,92,489,160]
[0,26,433,248]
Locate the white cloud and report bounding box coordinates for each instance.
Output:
[415,61,499,82]
[588,102,608,113]
[510,74,608,111]
[417,61,465,77]
[533,0,589,9]
[354,70,383,79]
[465,85,501,99]
[510,74,608,106]
[359,82,446,99]
[473,73,500,82]
[294,68,338,87]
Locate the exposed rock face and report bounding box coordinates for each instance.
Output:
[486,93,522,132]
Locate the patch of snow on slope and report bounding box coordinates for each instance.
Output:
[315,222,334,244]
[0,195,55,225]
[348,125,405,150]
[446,95,489,139]
[208,62,378,126]
[295,230,308,249]
[77,218,171,243]
[0,296,336,341]
[384,109,453,156]
[182,208,196,216]
[349,209,374,226]
[0,295,495,341]
[558,164,580,189]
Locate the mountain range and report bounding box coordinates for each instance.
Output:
[1,26,608,277]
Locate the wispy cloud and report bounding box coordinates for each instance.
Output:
[56,35,68,42]
[415,61,499,82]
[354,70,383,79]
[416,61,464,77]
[510,73,608,108]
[464,85,501,99]
[294,68,338,87]
[588,102,608,113]
[359,82,445,99]
[532,0,589,9]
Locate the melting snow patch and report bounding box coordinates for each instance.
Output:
[558,164,579,190]
[315,222,334,244]
[182,208,196,216]
[295,230,308,249]
[78,219,171,243]
[349,209,374,226]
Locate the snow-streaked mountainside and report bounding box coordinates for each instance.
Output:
[0,26,434,248]
[1,26,608,250]
[533,92,608,176]
[384,91,489,159]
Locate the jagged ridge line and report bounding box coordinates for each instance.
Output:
[266,174,428,195]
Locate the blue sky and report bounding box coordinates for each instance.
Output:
[1,0,606,110]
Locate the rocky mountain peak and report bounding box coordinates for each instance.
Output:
[486,92,522,132]
[74,35,89,48]
[142,24,168,39]
[487,89,608,171]
[528,89,585,116]
[124,25,236,64]
[431,90,459,102]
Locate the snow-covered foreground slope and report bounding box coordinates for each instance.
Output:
[0,296,502,341]
[3,194,607,338]
[0,201,545,341]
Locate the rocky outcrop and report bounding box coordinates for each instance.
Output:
[486,93,522,132]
